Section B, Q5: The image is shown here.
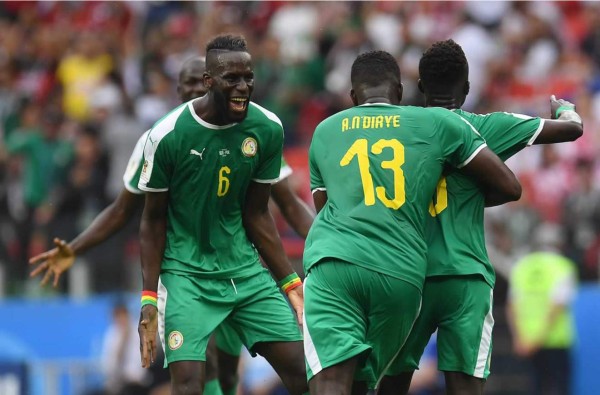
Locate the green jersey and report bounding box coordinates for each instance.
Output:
[126,131,291,194]
[426,110,544,286]
[304,104,486,290]
[139,100,284,278]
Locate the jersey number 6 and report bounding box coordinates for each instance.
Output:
[340,138,405,209]
[217,166,231,197]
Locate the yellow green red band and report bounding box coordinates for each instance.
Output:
[278,273,302,294]
[141,291,158,307]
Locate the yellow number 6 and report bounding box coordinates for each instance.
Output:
[217,166,231,197]
[428,177,448,216]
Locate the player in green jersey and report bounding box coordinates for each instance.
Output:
[29,54,314,395]
[137,34,307,395]
[303,50,522,395]
[379,39,583,395]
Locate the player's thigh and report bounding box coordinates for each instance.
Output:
[359,275,422,388]
[304,260,370,382]
[304,259,406,384]
[158,272,233,366]
[435,276,494,379]
[215,320,244,357]
[227,269,302,354]
[384,283,439,376]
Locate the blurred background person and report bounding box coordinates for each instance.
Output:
[507,224,578,395]
[98,301,151,395]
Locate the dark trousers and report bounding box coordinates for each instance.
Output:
[531,348,571,395]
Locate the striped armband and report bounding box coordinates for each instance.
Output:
[277,273,302,294]
[141,290,158,308]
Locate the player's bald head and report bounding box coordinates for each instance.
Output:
[179,56,206,83]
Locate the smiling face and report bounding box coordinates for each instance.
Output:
[205,50,254,124]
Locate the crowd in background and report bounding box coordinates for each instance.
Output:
[0,2,597,394]
[0,1,599,297]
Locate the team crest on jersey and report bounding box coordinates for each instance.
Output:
[241,137,258,157]
[168,331,184,350]
[141,160,149,176]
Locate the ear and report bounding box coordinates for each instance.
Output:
[350,89,358,106]
[417,79,424,94]
[464,80,470,96]
[398,82,404,102]
[203,72,212,89]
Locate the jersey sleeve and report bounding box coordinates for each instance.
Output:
[252,122,284,183]
[477,112,544,161]
[122,131,149,195]
[309,131,325,192]
[439,112,487,169]
[272,154,293,184]
[138,130,174,192]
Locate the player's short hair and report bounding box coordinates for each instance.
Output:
[419,39,468,89]
[206,34,248,54]
[351,50,400,87]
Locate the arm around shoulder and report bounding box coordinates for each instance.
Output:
[461,146,522,206]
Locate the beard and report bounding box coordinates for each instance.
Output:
[213,90,248,124]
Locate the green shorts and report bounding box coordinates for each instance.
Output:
[215,320,244,357]
[304,259,422,388]
[157,268,302,366]
[387,275,494,378]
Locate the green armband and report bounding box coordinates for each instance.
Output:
[555,105,575,118]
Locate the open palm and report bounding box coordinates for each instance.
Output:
[29,238,76,287]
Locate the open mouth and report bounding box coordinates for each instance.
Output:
[229,97,248,113]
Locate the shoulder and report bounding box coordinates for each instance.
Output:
[248,102,283,129]
[147,102,190,145]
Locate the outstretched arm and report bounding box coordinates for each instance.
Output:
[461,147,522,207]
[533,95,583,144]
[270,177,314,239]
[243,181,303,325]
[138,191,168,368]
[29,189,144,286]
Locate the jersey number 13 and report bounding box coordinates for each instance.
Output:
[340,138,405,209]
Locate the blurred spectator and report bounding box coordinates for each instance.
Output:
[507,224,577,395]
[562,157,600,281]
[4,104,73,282]
[521,145,572,223]
[55,30,113,121]
[0,1,598,298]
[99,301,150,395]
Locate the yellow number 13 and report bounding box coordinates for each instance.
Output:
[340,138,405,209]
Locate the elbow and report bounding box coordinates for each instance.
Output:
[510,182,522,202]
[505,178,522,202]
[571,124,584,141]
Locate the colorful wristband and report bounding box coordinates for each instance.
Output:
[141,290,158,308]
[278,273,302,294]
[555,105,575,118]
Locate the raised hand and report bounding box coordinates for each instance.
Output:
[138,305,158,368]
[29,238,76,287]
[550,94,576,120]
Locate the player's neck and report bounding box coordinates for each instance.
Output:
[363,96,394,105]
[425,95,460,110]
